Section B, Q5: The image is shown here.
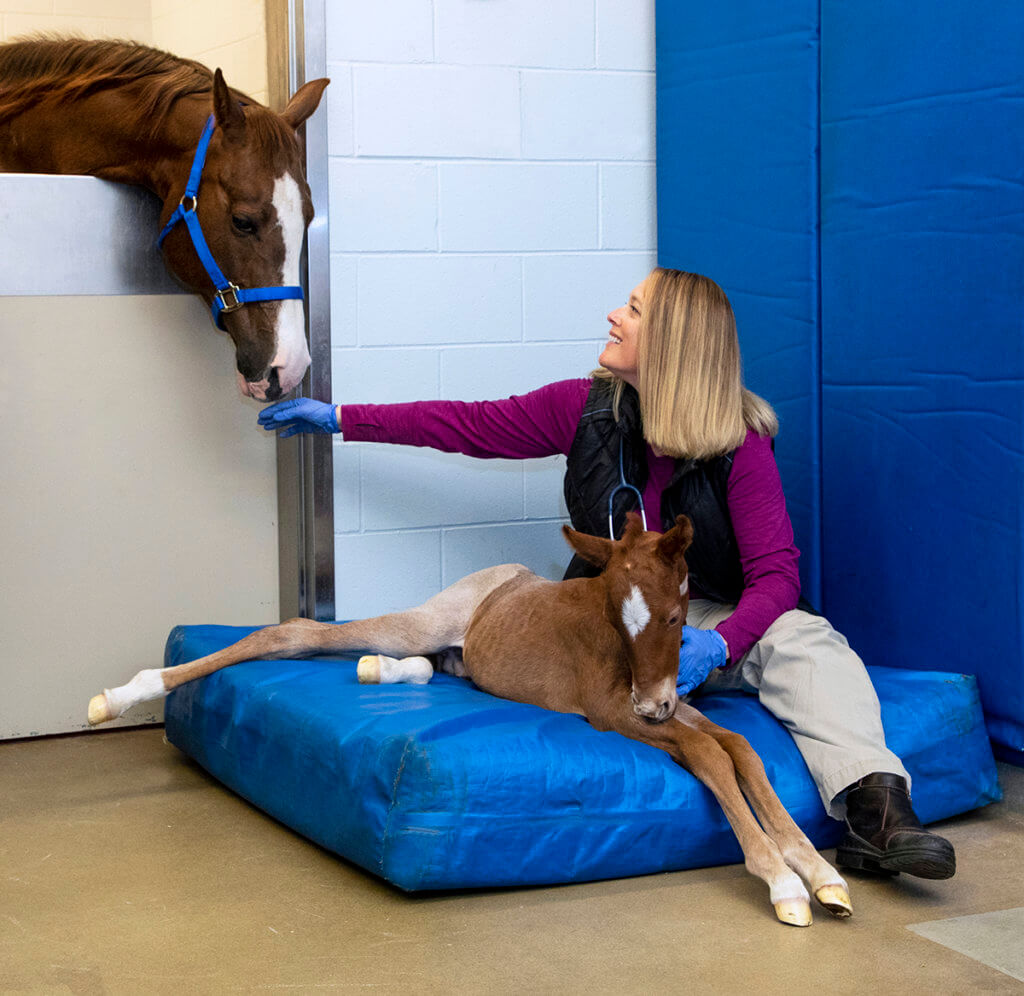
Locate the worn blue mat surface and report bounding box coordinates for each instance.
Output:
[164,624,1000,892]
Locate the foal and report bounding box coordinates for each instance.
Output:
[89,514,851,926]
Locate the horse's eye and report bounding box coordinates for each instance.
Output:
[232,215,257,235]
[667,608,682,628]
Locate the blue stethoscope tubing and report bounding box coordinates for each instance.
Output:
[607,436,647,539]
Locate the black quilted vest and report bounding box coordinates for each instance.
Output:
[562,379,745,602]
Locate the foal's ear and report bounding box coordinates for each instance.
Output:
[657,514,694,566]
[212,68,246,142]
[281,78,330,130]
[562,525,615,569]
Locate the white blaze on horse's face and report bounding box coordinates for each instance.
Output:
[239,171,311,401]
[621,584,651,640]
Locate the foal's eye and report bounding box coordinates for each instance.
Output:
[667,608,682,627]
[232,215,258,235]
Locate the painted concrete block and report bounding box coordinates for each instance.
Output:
[435,0,595,69]
[597,0,656,71]
[329,254,358,347]
[523,252,656,340]
[326,64,354,158]
[601,164,657,249]
[357,255,522,346]
[335,529,441,618]
[332,439,361,533]
[355,65,519,159]
[326,0,433,64]
[440,343,598,401]
[328,160,437,252]
[440,164,599,251]
[442,520,572,587]
[522,71,656,161]
[524,456,571,521]
[360,448,524,531]
[333,348,440,405]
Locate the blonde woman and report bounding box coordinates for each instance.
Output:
[260,267,955,881]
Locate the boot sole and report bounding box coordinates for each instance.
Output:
[836,832,956,880]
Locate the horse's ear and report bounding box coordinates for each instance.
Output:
[562,525,615,570]
[212,68,246,142]
[657,514,693,567]
[281,78,330,131]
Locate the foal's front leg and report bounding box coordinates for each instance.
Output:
[593,701,815,926]
[87,564,527,725]
[677,703,852,919]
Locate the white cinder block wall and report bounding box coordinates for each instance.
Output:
[326,0,657,617]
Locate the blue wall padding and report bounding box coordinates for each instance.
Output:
[818,3,1024,755]
[656,1,1024,755]
[164,625,999,891]
[655,1,823,606]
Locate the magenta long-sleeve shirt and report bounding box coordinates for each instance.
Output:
[340,378,801,660]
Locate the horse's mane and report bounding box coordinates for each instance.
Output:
[0,36,256,135]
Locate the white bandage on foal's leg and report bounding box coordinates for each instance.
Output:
[357,655,434,685]
[103,669,167,717]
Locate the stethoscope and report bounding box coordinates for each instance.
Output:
[608,437,648,539]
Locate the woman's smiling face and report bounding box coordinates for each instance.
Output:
[599,281,644,387]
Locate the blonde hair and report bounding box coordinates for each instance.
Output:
[595,268,777,460]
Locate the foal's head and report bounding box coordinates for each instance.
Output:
[159,70,327,401]
[564,513,694,723]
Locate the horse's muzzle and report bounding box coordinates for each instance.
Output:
[631,689,677,724]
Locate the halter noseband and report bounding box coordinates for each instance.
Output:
[157,115,304,331]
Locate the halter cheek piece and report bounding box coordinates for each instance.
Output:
[157,114,304,332]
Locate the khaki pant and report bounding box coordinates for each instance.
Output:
[687,600,909,819]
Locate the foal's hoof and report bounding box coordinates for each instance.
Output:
[357,655,383,684]
[87,692,114,726]
[815,883,853,918]
[773,898,813,927]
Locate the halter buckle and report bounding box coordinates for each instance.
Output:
[179,193,197,214]
[215,283,243,313]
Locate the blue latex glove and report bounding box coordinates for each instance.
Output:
[676,625,728,696]
[258,398,339,438]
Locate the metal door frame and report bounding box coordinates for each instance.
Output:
[274,0,335,621]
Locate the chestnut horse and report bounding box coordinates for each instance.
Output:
[87,514,852,926]
[0,38,327,400]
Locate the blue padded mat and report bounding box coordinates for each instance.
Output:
[164,624,1000,892]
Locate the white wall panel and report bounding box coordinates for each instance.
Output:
[440,342,598,399]
[521,71,656,160]
[601,163,658,249]
[360,449,523,530]
[328,160,438,252]
[334,347,440,403]
[435,0,595,69]
[597,0,657,71]
[355,65,520,159]
[440,164,599,251]
[335,529,442,618]
[326,0,434,64]
[356,254,522,345]
[522,252,656,340]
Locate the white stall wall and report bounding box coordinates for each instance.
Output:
[327,0,657,617]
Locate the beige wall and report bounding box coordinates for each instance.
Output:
[2,293,280,739]
[0,0,268,105]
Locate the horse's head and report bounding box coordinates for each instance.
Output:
[159,70,328,401]
[563,513,693,723]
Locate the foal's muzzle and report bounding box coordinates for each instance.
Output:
[631,688,677,723]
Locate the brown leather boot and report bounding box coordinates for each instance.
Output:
[836,773,956,880]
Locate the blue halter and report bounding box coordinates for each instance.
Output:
[157,115,304,331]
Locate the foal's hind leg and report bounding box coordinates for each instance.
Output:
[87,564,528,725]
[678,703,852,918]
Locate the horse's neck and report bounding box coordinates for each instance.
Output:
[8,93,207,199]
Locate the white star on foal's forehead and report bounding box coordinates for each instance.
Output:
[621,585,651,639]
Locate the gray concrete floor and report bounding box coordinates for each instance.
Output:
[2,728,1022,995]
